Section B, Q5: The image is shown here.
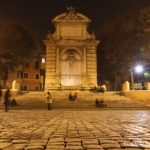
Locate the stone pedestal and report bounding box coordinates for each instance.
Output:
[122,81,130,91]
[146,83,150,90]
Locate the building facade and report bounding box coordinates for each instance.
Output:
[7,56,45,91]
[45,7,99,90]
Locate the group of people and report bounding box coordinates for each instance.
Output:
[0,87,53,112]
[68,92,78,101]
[0,86,18,112]
[91,85,107,93]
[46,91,78,111]
[0,87,108,111]
[95,98,107,108]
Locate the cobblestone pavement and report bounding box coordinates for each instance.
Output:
[0,110,150,149]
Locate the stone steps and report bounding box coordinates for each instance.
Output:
[12,91,149,109]
[15,100,147,109]
[17,91,129,101]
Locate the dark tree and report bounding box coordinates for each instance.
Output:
[99,11,150,90]
[138,7,150,61]
[0,21,38,83]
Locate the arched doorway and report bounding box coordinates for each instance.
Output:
[60,49,82,86]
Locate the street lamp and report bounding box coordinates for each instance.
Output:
[134,65,144,74]
[130,64,144,90]
[130,69,134,90]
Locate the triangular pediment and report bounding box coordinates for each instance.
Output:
[53,7,90,23]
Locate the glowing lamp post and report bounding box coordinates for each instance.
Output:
[130,64,144,90]
[134,65,144,74]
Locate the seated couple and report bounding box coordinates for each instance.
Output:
[68,92,78,101]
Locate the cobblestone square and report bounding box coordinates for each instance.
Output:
[0,109,150,150]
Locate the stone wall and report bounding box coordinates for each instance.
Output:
[122,90,150,104]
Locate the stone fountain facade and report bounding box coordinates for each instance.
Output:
[44,8,99,90]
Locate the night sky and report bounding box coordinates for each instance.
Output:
[0,0,150,48]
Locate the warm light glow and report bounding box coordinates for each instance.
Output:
[41,58,45,63]
[61,76,81,86]
[134,65,144,74]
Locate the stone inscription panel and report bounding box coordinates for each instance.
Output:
[60,25,82,37]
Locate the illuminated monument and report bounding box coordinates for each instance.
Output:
[44,7,99,90]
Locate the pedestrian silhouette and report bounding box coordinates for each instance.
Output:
[4,88,11,112]
[46,92,53,110]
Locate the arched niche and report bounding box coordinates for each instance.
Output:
[60,49,83,86]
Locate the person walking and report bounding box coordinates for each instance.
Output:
[4,88,11,112]
[46,92,53,111]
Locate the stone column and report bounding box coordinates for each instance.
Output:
[56,47,61,87]
[82,47,87,87]
[56,47,59,74]
[86,46,97,87]
[146,83,150,90]
[45,45,57,90]
[83,47,87,74]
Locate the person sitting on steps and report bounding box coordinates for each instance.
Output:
[95,99,99,107]
[68,92,78,101]
[100,84,107,94]
[74,92,78,101]
[95,98,107,108]
[68,92,74,101]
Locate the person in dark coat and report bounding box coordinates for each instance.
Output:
[95,99,99,107]
[68,92,74,101]
[4,88,11,112]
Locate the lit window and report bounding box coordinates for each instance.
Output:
[41,58,45,63]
